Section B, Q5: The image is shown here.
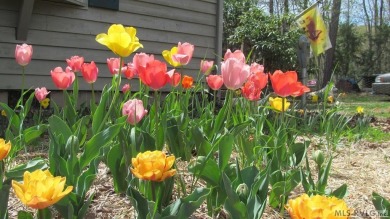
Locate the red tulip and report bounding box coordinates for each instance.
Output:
[206,75,223,90]
[123,63,137,79]
[15,44,33,66]
[221,58,250,90]
[200,60,214,75]
[241,72,268,101]
[269,70,310,97]
[169,72,181,87]
[34,87,50,102]
[172,42,194,65]
[66,56,84,72]
[122,99,148,125]
[224,49,245,63]
[107,58,121,74]
[51,67,75,90]
[133,53,154,74]
[122,83,130,93]
[81,61,98,83]
[182,75,194,89]
[138,60,170,90]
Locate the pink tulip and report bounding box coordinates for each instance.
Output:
[224,49,245,63]
[50,66,75,90]
[34,87,50,102]
[122,99,148,125]
[250,63,264,74]
[200,60,214,75]
[123,63,137,79]
[122,83,130,93]
[133,53,154,74]
[172,42,194,65]
[107,58,121,74]
[15,44,33,66]
[66,56,84,72]
[81,61,98,83]
[221,58,250,90]
[206,75,224,90]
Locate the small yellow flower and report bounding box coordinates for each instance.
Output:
[327,95,334,103]
[269,97,290,112]
[40,98,50,109]
[356,106,364,114]
[1,110,6,117]
[311,94,318,103]
[96,24,143,57]
[0,138,11,161]
[12,169,73,209]
[162,46,181,67]
[286,194,350,219]
[131,150,176,182]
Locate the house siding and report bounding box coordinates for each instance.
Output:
[0,0,220,91]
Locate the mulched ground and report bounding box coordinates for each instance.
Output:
[6,118,390,219]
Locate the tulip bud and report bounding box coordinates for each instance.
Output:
[312,150,325,167]
[236,183,249,203]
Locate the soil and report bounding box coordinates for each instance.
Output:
[5,118,390,219]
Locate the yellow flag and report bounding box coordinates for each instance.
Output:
[296,4,332,56]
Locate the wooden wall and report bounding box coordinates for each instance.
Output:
[0,0,221,91]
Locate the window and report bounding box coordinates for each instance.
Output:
[88,0,119,10]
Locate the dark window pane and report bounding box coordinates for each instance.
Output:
[88,0,119,10]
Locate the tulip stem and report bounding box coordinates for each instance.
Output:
[20,66,25,106]
[91,83,96,114]
[37,208,51,219]
[154,90,159,149]
[212,90,216,114]
[0,161,4,189]
[38,103,42,124]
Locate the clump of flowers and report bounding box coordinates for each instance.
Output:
[12,169,73,209]
[131,150,176,182]
[286,194,350,219]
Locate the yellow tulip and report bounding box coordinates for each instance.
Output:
[0,138,11,160]
[312,94,318,103]
[40,98,50,109]
[12,170,73,209]
[327,95,334,103]
[356,106,364,114]
[269,97,290,112]
[96,24,143,57]
[131,150,176,182]
[286,194,350,219]
[1,110,6,117]
[162,47,181,67]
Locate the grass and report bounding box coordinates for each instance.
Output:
[338,92,390,119]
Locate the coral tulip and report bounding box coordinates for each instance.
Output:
[169,72,181,87]
[162,46,181,67]
[50,67,75,90]
[131,150,176,182]
[107,58,121,75]
[200,60,214,75]
[269,97,290,112]
[172,42,194,65]
[182,75,194,89]
[122,83,130,93]
[0,138,11,161]
[138,60,171,90]
[250,63,264,74]
[122,63,137,79]
[221,58,250,90]
[34,87,50,102]
[12,170,73,209]
[81,61,98,84]
[286,194,350,219]
[40,98,50,109]
[66,56,84,72]
[206,75,224,90]
[122,99,148,125]
[133,53,154,74]
[224,49,245,63]
[269,70,310,97]
[241,72,268,101]
[96,24,143,57]
[15,44,33,66]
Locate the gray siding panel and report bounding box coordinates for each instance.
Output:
[0,0,218,90]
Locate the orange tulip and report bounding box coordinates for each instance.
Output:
[0,138,11,161]
[241,72,268,101]
[206,75,223,90]
[182,75,194,89]
[269,70,310,97]
[138,60,170,90]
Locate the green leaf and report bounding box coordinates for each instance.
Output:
[80,123,123,169]
[128,186,150,219]
[222,174,248,219]
[0,183,11,218]
[317,156,332,193]
[17,211,33,219]
[248,168,269,219]
[290,142,307,166]
[191,127,212,156]
[0,102,20,132]
[63,90,77,126]
[23,125,48,144]
[6,158,48,181]
[372,192,390,219]
[107,143,128,193]
[218,134,234,171]
[330,184,348,199]
[188,156,220,186]
[92,85,109,135]
[212,102,227,135]
[48,116,72,143]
